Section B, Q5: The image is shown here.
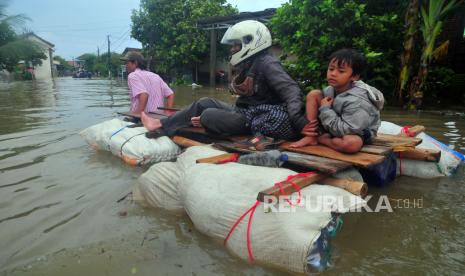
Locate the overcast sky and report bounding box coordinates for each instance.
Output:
[6,0,288,60]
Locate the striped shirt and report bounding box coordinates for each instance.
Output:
[128,68,174,113]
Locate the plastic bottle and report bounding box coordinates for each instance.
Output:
[237,150,288,167]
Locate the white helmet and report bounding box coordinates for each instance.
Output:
[220,20,272,66]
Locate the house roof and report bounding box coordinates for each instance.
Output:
[20,32,55,48]
[122,47,142,56]
[197,8,276,30]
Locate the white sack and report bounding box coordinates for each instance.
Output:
[80,118,181,165]
[136,146,365,273]
[378,121,464,178]
[134,146,226,210]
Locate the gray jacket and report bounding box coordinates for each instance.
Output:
[319,80,384,138]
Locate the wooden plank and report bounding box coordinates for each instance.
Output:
[257,173,327,202]
[282,151,352,174]
[280,143,385,168]
[213,142,257,154]
[117,111,167,120]
[196,153,240,164]
[371,134,422,148]
[320,177,368,197]
[172,136,205,147]
[360,145,392,155]
[397,125,425,137]
[257,173,367,202]
[398,148,441,162]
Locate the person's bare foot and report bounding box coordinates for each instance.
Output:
[191,116,202,128]
[290,136,318,148]
[317,133,332,146]
[141,111,162,131]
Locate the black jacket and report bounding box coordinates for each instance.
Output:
[235,52,309,132]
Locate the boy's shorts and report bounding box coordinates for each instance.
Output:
[319,127,373,144]
[360,128,373,144]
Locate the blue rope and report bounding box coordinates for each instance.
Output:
[107,125,131,151]
[110,125,129,140]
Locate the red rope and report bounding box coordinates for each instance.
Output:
[223,200,261,263]
[399,125,414,175]
[223,172,316,263]
[401,125,414,137]
[398,152,403,176]
[246,201,260,262]
[273,172,315,206]
[217,153,240,164]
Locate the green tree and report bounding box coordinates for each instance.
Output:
[0,1,46,72]
[406,0,463,109]
[73,52,122,78]
[131,0,237,78]
[78,53,97,72]
[95,52,121,78]
[53,55,72,76]
[271,0,406,98]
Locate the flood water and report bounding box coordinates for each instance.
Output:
[0,78,464,275]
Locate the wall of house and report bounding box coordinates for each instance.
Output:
[27,36,53,80]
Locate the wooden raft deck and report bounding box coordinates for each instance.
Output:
[118,111,441,199]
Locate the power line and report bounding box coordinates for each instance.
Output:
[33,19,131,29]
[111,28,131,47]
[34,25,130,32]
[114,36,132,52]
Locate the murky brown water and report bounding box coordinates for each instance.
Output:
[0,78,464,275]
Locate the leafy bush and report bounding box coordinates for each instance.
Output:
[271,0,406,98]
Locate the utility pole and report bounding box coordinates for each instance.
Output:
[97,46,100,58]
[107,35,111,79]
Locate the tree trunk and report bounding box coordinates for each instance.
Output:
[396,0,420,107]
[408,63,428,109]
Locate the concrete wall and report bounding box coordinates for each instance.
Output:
[27,36,53,80]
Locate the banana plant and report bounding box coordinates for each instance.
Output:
[408,0,464,109]
[397,0,420,106]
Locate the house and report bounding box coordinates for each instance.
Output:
[122,47,142,56]
[197,9,278,86]
[22,33,55,80]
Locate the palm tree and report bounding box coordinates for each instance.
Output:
[407,0,463,109]
[0,0,28,26]
[0,0,45,72]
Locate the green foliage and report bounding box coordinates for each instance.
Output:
[78,53,97,72]
[53,55,72,76]
[421,66,454,106]
[76,52,122,77]
[406,0,464,108]
[0,37,46,71]
[131,0,237,77]
[0,1,46,72]
[53,55,71,70]
[271,0,406,97]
